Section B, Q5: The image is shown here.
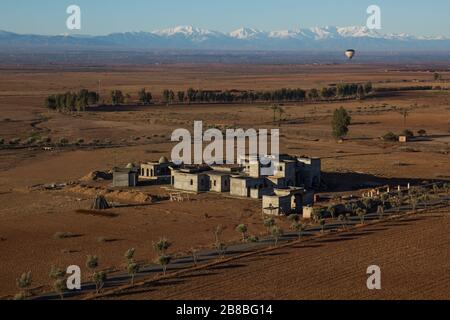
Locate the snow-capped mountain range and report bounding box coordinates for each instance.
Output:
[1,26,450,50]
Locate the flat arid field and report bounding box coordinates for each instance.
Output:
[105,211,450,300]
[0,63,449,299]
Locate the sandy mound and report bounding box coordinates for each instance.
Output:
[69,185,153,203]
[80,171,113,183]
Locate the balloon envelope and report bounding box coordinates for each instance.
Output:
[345,50,355,59]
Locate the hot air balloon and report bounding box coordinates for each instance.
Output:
[345,49,356,60]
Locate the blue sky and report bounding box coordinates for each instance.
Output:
[1,0,449,36]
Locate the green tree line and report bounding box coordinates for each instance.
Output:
[45,89,99,112]
[45,82,373,111]
[167,82,372,104]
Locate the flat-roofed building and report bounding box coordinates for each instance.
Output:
[230,176,269,198]
[166,154,321,214]
[207,171,231,193]
[297,157,321,189]
[113,167,139,187]
[171,165,211,192]
[262,187,312,216]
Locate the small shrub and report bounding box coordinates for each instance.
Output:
[25,137,37,145]
[49,266,65,280]
[382,132,398,141]
[54,232,77,239]
[235,224,248,242]
[40,137,52,144]
[124,248,136,263]
[9,138,21,145]
[86,255,99,270]
[97,237,107,243]
[14,293,26,300]
[417,129,427,136]
[247,235,259,243]
[60,137,69,145]
[401,129,414,138]
[16,271,32,298]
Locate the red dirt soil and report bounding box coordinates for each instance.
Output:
[1,64,449,299]
[108,212,450,300]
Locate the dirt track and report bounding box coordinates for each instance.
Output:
[110,212,450,300]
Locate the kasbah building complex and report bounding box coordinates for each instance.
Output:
[113,154,321,217]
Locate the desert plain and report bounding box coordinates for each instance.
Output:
[0,63,449,299]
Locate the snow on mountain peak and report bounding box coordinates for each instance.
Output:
[153,25,217,37]
[337,26,378,38]
[2,26,449,51]
[229,27,266,39]
[150,25,442,42]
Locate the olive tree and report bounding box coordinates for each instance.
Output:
[49,266,66,300]
[331,107,352,140]
[319,219,326,233]
[53,279,67,300]
[215,242,227,259]
[213,226,227,259]
[86,255,107,294]
[124,248,139,285]
[443,183,450,195]
[377,205,385,220]
[156,255,172,276]
[92,271,107,293]
[191,248,199,266]
[327,205,336,220]
[338,214,348,231]
[356,208,367,225]
[263,217,276,235]
[410,196,419,213]
[290,221,306,240]
[15,271,32,299]
[153,238,171,256]
[270,226,284,246]
[235,224,248,242]
[127,262,140,285]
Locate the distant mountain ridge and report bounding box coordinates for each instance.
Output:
[1,25,450,51]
